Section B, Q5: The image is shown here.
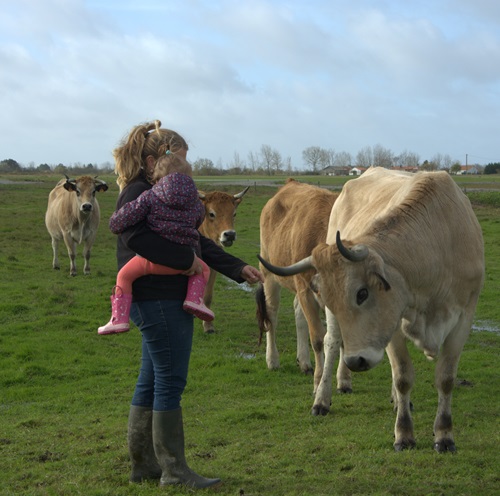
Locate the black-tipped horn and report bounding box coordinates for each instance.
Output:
[257,254,314,277]
[336,231,368,262]
[234,186,250,199]
[198,191,206,200]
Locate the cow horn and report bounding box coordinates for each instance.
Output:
[198,191,206,200]
[336,231,368,262]
[64,174,76,184]
[234,186,250,199]
[257,254,313,277]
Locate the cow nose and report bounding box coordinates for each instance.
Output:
[81,203,93,212]
[344,355,370,372]
[221,230,236,246]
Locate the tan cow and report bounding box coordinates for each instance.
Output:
[198,186,249,333]
[256,179,351,394]
[45,175,108,276]
[258,167,484,452]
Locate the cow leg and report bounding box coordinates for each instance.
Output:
[82,240,92,275]
[63,233,77,276]
[386,330,415,451]
[293,296,313,375]
[51,237,60,270]
[312,309,341,415]
[202,269,217,333]
[336,347,352,394]
[433,323,469,453]
[296,289,325,393]
[264,278,281,370]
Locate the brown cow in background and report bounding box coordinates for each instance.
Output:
[45,175,108,276]
[198,186,249,333]
[256,179,352,395]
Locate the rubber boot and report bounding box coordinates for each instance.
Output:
[127,405,162,483]
[152,408,221,489]
[182,274,215,322]
[98,286,132,335]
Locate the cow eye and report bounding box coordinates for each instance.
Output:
[356,288,369,305]
[209,212,216,219]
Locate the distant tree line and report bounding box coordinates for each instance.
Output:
[1,145,497,176]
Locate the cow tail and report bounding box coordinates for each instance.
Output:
[255,283,271,345]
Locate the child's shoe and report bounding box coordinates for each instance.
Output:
[98,286,132,335]
[183,274,215,322]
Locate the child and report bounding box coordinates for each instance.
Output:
[98,151,214,335]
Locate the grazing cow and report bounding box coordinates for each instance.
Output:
[198,186,249,333]
[258,167,484,452]
[256,179,352,394]
[45,175,108,276]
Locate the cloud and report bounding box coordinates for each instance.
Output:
[0,0,499,167]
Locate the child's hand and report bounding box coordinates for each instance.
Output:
[182,255,203,276]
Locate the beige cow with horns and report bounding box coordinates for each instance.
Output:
[258,167,484,453]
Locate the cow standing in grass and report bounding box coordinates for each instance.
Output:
[259,167,484,452]
[45,175,108,276]
[256,179,352,394]
[198,186,249,333]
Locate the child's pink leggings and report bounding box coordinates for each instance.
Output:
[117,255,210,294]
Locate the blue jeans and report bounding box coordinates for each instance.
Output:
[130,299,194,411]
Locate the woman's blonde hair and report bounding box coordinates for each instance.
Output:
[113,120,188,190]
[152,153,193,183]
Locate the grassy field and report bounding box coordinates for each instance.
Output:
[0,173,499,496]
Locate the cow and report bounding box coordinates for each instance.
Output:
[258,167,484,452]
[198,186,249,333]
[256,179,352,394]
[45,175,108,276]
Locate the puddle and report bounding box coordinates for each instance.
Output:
[472,320,500,334]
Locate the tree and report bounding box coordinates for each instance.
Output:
[261,145,283,175]
[193,158,217,175]
[0,158,22,173]
[333,151,352,168]
[302,146,324,174]
[450,162,462,175]
[356,146,373,168]
[484,162,500,174]
[37,163,51,172]
[373,144,393,168]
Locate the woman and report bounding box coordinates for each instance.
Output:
[112,120,263,489]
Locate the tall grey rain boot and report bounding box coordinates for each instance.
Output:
[128,405,162,483]
[152,408,221,489]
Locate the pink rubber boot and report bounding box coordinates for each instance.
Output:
[182,274,215,322]
[98,286,132,335]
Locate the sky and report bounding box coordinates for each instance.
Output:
[1,0,499,169]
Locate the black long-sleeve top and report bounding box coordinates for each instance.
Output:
[115,172,247,301]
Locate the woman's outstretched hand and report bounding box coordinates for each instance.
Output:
[241,265,264,285]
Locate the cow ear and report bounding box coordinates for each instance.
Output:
[375,273,391,291]
[96,183,108,192]
[64,181,76,192]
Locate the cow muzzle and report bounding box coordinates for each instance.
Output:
[220,230,236,247]
[81,203,93,212]
[343,347,384,372]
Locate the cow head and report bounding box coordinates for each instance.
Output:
[258,231,405,373]
[198,187,249,247]
[63,175,108,213]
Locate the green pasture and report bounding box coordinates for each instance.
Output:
[0,174,499,496]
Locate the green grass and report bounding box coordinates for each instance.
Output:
[0,174,499,496]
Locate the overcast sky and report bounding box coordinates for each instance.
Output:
[1,0,499,169]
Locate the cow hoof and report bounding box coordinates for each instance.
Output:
[394,439,416,451]
[434,440,456,454]
[311,404,330,416]
[53,266,60,271]
[336,387,353,394]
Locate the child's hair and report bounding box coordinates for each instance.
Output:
[113,120,188,191]
[152,153,193,183]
